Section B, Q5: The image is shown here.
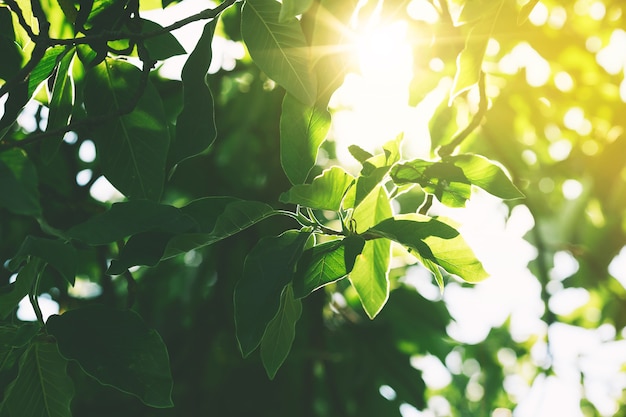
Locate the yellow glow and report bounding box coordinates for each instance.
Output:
[330,19,416,167]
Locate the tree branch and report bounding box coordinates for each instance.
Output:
[46,0,238,47]
[0,57,155,150]
[437,71,487,158]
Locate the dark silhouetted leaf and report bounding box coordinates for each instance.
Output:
[8,236,76,285]
[0,149,41,216]
[47,305,174,408]
[67,200,188,245]
[172,20,217,164]
[2,341,74,417]
[234,230,311,356]
[0,260,41,319]
[141,19,186,60]
[84,58,169,200]
[260,285,302,379]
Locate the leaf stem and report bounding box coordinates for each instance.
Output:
[28,259,46,327]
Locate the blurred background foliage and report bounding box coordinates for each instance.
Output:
[1,0,626,416]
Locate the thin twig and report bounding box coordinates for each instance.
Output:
[3,0,37,39]
[47,0,238,47]
[1,57,155,149]
[437,71,487,158]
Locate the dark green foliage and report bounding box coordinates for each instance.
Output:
[0,0,623,416]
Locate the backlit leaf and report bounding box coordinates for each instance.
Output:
[42,49,75,163]
[447,154,524,200]
[349,185,392,318]
[449,22,489,104]
[370,214,488,283]
[28,46,66,97]
[47,305,174,408]
[518,0,540,25]
[242,0,317,104]
[260,285,302,379]
[279,0,312,22]
[350,238,391,319]
[280,93,331,184]
[84,58,169,200]
[294,239,347,298]
[279,166,354,211]
[234,230,311,357]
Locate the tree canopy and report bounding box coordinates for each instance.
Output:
[1,0,625,416]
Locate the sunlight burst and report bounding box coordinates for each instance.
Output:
[330,19,415,168]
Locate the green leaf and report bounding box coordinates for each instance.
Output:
[165,200,278,257]
[349,186,392,318]
[210,200,276,240]
[391,159,471,207]
[67,200,188,245]
[456,0,500,25]
[390,155,523,206]
[0,9,23,82]
[234,230,311,357]
[348,145,374,164]
[309,0,356,105]
[293,240,347,298]
[84,58,170,200]
[0,323,40,372]
[47,305,174,408]
[28,46,67,97]
[449,22,489,104]
[3,341,74,417]
[172,20,217,165]
[343,234,366,272]
[279,166,354,211]
[351,185,392,233]
[0,260,41,319]
[350,239,391,319]
[370,214,488,283]
[0,149,41,216]
[141,19,186,60]
[42,49,75,163]
[518,0,540,25]
[106,231,173,275]
[447,154,524,199]
[280,93,331,184]
[279,0,312,22]
[8,236,77,285]
[260,285,302,379]
[352,136,402,207]
[242,0,317,105]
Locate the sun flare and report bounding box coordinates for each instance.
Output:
[329,19,416,168]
